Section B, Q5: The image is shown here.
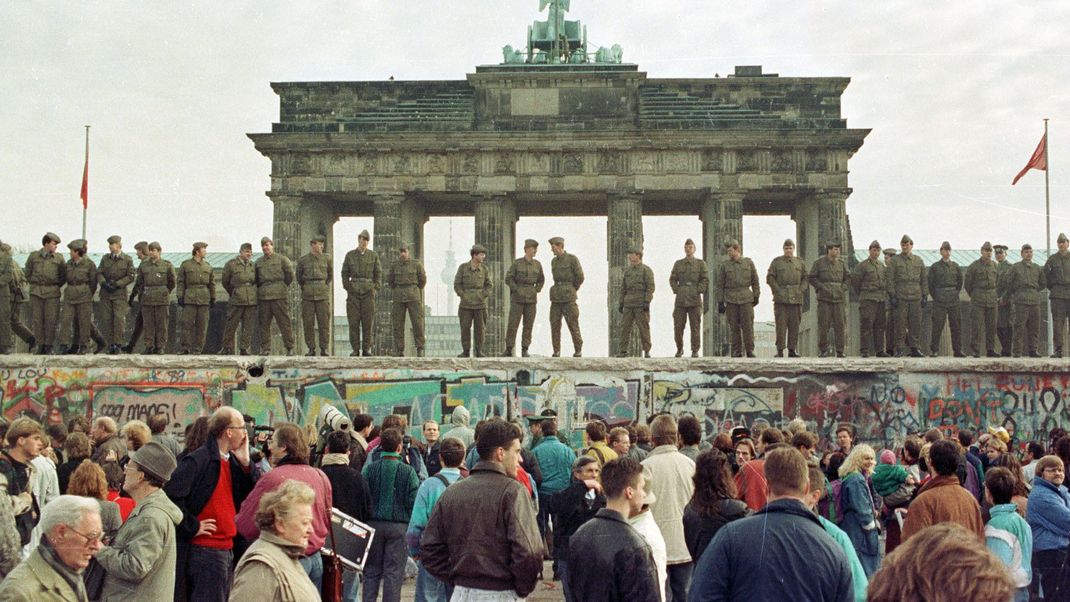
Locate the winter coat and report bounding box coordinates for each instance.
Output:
[682,498,748,561]
[565,508,661,602]
[362,453,419,524]
[987,502,1033,589]
[229,531,320,602]
[549,479,606,560]
[818,515,870,602]
[0,545,83,602]
[531,437,575,494]
[735,458,768,511]
[901,474,984,542]
[446,406,475,448]
[640,445,695,564]
[1027,477,1070,552]
[405,467,463,556]
[320,455,371,523]
[96,489,183,601]
[839,471,880,576]
[236,462,332,556]
[163,437,257,541]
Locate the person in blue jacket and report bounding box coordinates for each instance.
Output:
[1027,454,1070,599]
[838,444,880,576]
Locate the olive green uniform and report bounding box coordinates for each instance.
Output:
[1000,259,1047,357]
[715,257,760,357]
[505,257,545,354]
[809,256,850,356]
[221,256,257,354]
[97,252,135,347]
[670,256,709,355]
[454,261,492,356]
[887,253,928,354]
[59,256,98,351]
[341,248,380,355]
[134,258,176,351]
[255,252,295,353]
[549,253,584,356]
[1044,251,1070,356]
[927,259,963,356]
[7,260,34,350]
[387,257,427,355]
[995,258,1013,355]
[964,258,999,357]
[296,252,333,354]
[767,256,807,355]
[618,263,655,356]
[177,257,215,354]
[0,253,15,352]
[852,258,887,357]
[24,249,66,350]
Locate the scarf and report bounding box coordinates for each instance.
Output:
[38,535,89,602]
[320,453,350,467]
[239,531,311,602]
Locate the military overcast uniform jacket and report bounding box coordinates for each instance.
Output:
[887,253,928,301]
[222,257,257,306]
[177,258,215,305]
[506,258,545,304]
[255,253,294,301]
[670,257,708,308]
[927,260,963,306]
[454,261,493,310]
[550,253,584,303]
[296,253,333,301]
[388,259,427,303]
[852,257,887,302]
[809,256,849,303]
[25,250,66,299]
[135,258,176,306]
[716,257,760,305]
[767,256,808,304]
[341,249,381,298]
[63,257,97,304]
[621,263,655,308]
[964,259,999,307]
[97,252,136,300]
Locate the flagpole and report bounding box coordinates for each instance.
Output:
[1045,118,1053,355]
[82,125,90,240]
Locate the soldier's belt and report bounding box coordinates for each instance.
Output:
[349,277,372,282]
[145,284,168,289]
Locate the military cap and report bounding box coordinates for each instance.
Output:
[627,245,643,255]
[1060,233,1069,244]
[548,236,565,246]
[0,242,10,254]
[981,241,993,252]
[684,238,696,246]
[43,232,61,245]
[106,235,122,245]
[1022,243,1033,252]
[67,239,86,252]
[724,238,740,249]
[940,241,951,251]
[901,234,913,245]
[539,408,558,417]
[310,235,326,244]
[783,239,795,248]
[358,229,371,241]
[239,242,253,252]
[134,240,148,252]
[993,244,1008,252]
[868,240,881,250]
[470,244,487,255]
[260,236,273,246]
[825,241,841,249]
[192,241,208,251]
[523,238,538,248]
[883,248,897,256]
[398,241,411,251]
[147,241,162,251]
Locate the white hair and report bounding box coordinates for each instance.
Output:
[94,416,117,434]
[39,495,100,534]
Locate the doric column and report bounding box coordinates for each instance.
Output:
[701,191,744,356]
[474,195,518,355]
[371,192,404,355]
[399,196,428,355]
[269,193,303,355]
[607,192,644,357]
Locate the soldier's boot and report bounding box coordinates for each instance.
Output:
[286,348,295,357]
[458,349,470,358]
[219,347,234,355]
[675,348,683,358]
[305,349,317,357]
[521,348,530,357]
[551,351,560,357]
[504,347,513,357]
[350,350,360,357]
[788,350,800,358]
[909,348,925,357]
[987,350,999,358]
[691,350,700,358]
[92,332,107,354]
[572,343,581,358]
[643,350,651,358]
[836,352,846,358]
[320,348,329,356]
[122,343,135,353]
[155,347,165,355]
[361,348,372,357]
[240,349,250,356]
[745,352,756,358]
[876,351,889,358]
[1052,348,1063,358]
[474,349,485,358]
[416,348,424,357]
[953,351,967,358]
[819,350,830,358]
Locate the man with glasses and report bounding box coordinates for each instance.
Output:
[165,407,256,602]
[0,494,102,600]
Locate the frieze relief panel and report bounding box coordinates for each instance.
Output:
[806,149,829,172]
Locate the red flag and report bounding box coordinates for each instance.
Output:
[80,148,89,209]
[1012,133,1047,185]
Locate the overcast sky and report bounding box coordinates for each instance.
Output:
[3,1,1067,356]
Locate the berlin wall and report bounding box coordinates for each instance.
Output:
[2,357,1068,450]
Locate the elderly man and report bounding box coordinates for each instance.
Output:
[0,494,103,600]
[97,441,181,600]
[89,417,126,464]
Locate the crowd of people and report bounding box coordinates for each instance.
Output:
[2,404,1069,601]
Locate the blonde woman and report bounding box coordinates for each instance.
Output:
[838,444,879,576]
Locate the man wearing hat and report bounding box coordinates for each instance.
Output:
[177,242,215,354]
[96,441,181,600]
[767,238,807,358]
[618,245,655,358]
[123,241,150,353]
[220,243,257,355]
[97,235,135,354]
[387,241,427,356]
[296,236,333,356]
[24,232,66,354]
[134,242,176,354]
[505,239,545,357]
[809,240,849,358]
[341,229,381,356]
[1000,243,1047,357]
[882,248,898,356]
[716,239,760,357]
[671,239,709,358]
[255,236,295,355]
[548,237,584,357]
[58,239,98,354]
[851,240,887,357]
[993,244,1013,355]
[1045,232,1070,357]
[965,242,1000,357]
[886,234,927,357]
[454,244,492,357]
[927,241,964,357]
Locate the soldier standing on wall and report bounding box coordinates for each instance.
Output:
[296,236,333,356]
[548,237,584,358]
[852,240,887,358]
[716,239,759,358]
[618,245,655,358]
[1001,243,1047,358]
[766,238,806,358]
[388,242,427,357]
[255,236,295,356]
[0,241,19,353]
[1044,232,1070,358]
[97,235,135,354]
[177,242,214,355]
[927,241,965,357]
[1,242,36,353]
[134,241,175,354]
[58,239,97,354]
[882,248,897,356]
[454,244,492,357]
[993,244,1013,356]
[220,243,258,355]
[965,241,1000,358]
[887,234,927,357]
[341,229,380,356]
[670,238,708,358]
[504,239,544,357]
[25,232,65,355]
[809,241,849,358]
[123,241,149,354]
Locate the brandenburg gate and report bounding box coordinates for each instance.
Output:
[248,2,869,356]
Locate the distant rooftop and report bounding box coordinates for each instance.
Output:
[11,252,264,270]
[853,249,1052,264]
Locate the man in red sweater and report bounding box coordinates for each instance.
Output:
[165,407,256,602]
